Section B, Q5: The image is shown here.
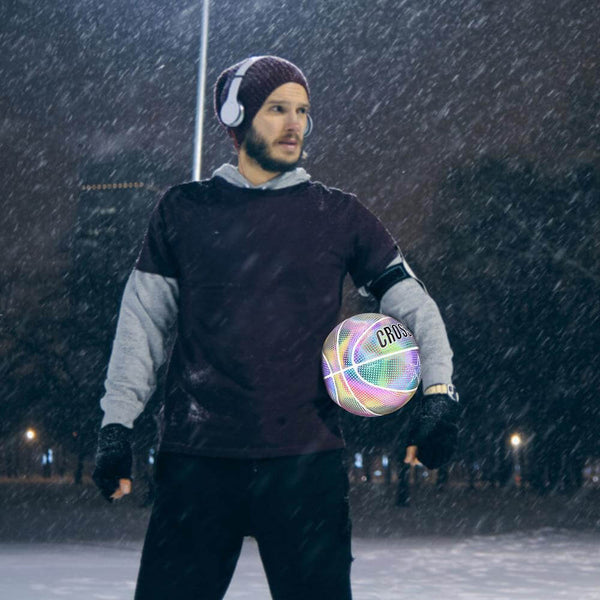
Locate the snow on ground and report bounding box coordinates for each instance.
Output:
[1,530,599,600]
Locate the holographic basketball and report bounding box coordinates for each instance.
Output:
[321,313,421,417]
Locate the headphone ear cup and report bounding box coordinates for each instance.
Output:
[304,114,313,137]
[220,100,245,128]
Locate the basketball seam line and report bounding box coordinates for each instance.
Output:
[323,346,420,378]
[321,352,340,405]
[336,316,379,417]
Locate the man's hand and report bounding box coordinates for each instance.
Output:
[92,424,133,502]
[407,393,460,470]
[110,478,132,500]
[403,445,420,466]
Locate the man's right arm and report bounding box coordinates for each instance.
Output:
[100,268,179,429]
[94,190,180,502]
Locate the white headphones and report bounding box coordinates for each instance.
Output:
[219,56,313,136]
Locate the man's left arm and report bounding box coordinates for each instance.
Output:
[365,254,460,469]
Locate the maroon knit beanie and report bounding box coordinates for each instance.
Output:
[214,56,310,147]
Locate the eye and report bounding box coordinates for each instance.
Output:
[298,107,308,115]
[270,105,284,113]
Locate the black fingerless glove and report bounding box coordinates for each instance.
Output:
[92,424,133,503]
[408,393,460,470]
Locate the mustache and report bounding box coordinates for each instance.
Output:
[278,134,301,142]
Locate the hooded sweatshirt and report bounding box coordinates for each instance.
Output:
[100,165,454,458]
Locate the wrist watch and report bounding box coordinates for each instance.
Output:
[424,383,459,402]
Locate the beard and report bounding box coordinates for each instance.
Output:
[243,126,304,174]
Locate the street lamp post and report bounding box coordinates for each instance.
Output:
[192,0,210,181]
[510,433,522,487]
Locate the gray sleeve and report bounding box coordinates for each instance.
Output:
[100,269,179,429]
[370,255,454,390]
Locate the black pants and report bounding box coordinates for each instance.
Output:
[134,450,353,600]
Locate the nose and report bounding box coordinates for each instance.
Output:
[285,111,303,133]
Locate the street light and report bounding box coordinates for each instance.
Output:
[510,433,522,449]
[23,428,38,476]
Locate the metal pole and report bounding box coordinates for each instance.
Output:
[192,0,210,181]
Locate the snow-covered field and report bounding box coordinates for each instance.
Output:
[1,530,599,600]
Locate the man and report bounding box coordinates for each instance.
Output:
[93,55,459,600]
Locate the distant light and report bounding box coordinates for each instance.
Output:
[48,449,53,463]
[374,470,382,477]
[25,429,36,441]
[80,182,146,191]
[354,452,363,469]
[510,433,522,448]
[382,455,389,467]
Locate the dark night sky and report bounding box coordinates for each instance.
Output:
[1,1,600,478]
[1,0,599,306]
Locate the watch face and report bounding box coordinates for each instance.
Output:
[447,385,459,402]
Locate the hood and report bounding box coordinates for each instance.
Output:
[212,164,311,190]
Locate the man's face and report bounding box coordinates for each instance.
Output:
[242,82,310,174]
